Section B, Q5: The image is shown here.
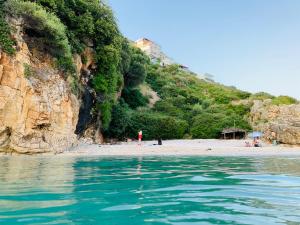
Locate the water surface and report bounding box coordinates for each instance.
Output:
[0,156,300,225]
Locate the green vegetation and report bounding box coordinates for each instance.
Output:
[145,64,251,139]
[129,111,188,140]
[250,92,298,105]
[0,0,15,55]
[5,0,74,72]
[250,92,275,100]
[107,63,252,140]
[2,0,124,130]
[1,0,297,141]
[122,88,149,109]
[106,101,188,141]
[122,42,150,88]
[272,95,298,105]
[23,63,35,78]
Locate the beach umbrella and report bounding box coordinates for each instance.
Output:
[248,131,263,138]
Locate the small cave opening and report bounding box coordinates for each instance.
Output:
[34,123,51,130]
[23,27,54,60]
[75,88,95,136]
[24,27,45,38]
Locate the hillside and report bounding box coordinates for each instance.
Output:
[107,64,253,140]
[0,0,299,153]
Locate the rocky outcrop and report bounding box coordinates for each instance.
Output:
[0,18,79,154]
[250,100,300,145]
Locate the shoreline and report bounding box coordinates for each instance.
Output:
[62,139,300,157]
[1,139,300,157]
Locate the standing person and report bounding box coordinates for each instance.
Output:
[253,137,261,147]
[138,131,143,145]
[271,131,277,145]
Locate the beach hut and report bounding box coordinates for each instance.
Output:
[221,128,247,140]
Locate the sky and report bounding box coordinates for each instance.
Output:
[108,0,300,99]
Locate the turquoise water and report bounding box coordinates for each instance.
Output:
[0,156,300,225]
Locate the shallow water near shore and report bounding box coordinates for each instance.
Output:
[0,156,300,225]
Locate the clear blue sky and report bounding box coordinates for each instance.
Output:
[108,0,300,99]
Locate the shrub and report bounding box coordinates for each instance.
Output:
[122,88,149,109]
[4,0,74,72]
[106,100,132,140]
[272,96,298,105]
[250,92,274,100]
[190,112,251,139]
[93,75,109,93]
[98,101,113,130]
[0,0,15,55]
[23,63,34,78]
[128,112,188,140]
[154,100,184,117]
[123,44,150,88]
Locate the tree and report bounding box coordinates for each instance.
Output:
[106,100,132,140]
[123,46,150,88]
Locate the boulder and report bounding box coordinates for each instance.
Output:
[250,100,300,145]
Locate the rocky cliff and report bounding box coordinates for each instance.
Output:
[0,18,79,154]
[250,100,300,145]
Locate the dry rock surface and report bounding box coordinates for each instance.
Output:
[0,18,79,154]
[250,100,300,145]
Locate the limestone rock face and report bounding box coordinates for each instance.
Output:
[250,100,300,145]
[0,19,79,154]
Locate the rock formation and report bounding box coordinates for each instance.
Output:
[0,18,79,154]
[250,100,300,145]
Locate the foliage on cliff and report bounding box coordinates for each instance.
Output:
[1,0,126,131]
[0,0,15,55]
[4,0,74,71]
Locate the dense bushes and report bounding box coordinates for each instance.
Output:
[146,64,251,104]
[106,63,253,141]
[250,92,274,100]
[272,95,298,105]
[190,113,224,138]
[138,64,253,139]
[0,0,15,55]
[106,102,188,140]
[190,112,251,139]
[105,100,132,140]
[122,43,150,88]
[122,88,149,109]
[129,112,188,140]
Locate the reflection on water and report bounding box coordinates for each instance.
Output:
[0,156,299,225]
[259,157,300,176]
[0,156,76,224]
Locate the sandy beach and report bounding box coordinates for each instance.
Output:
[61,139,300,157]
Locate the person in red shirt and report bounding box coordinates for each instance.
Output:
[138,131,143,145]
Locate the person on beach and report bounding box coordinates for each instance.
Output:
[138,131,143,145]
[271,132,277,145]
[245,141,251,147]
[253,137,261,147]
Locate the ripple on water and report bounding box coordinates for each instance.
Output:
[0,156,300,225]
